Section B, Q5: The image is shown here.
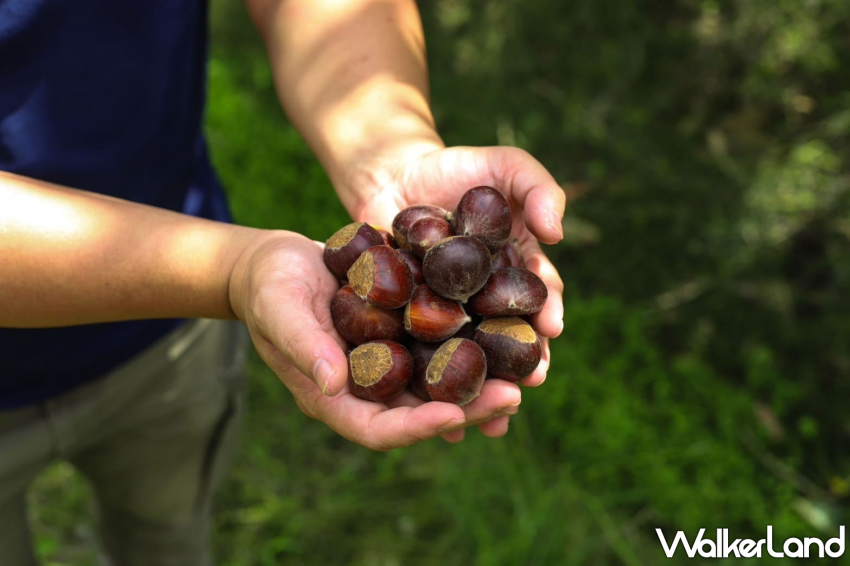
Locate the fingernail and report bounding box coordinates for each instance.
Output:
[313,358,336,395]
[547,209,564,239]
[496,403,520,417]
[437,418,465,433]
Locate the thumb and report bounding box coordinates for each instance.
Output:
[264,295,349,396]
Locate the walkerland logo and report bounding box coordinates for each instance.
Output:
[656,526,845,559]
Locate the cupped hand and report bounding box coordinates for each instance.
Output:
[353,145,566,382]
[350,145,566,438]
[227,230,523,450]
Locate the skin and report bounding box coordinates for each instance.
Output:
[0,0,564,451]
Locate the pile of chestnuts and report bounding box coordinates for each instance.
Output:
[324,186,548,406]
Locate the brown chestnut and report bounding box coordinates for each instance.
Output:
[454,186,512,253]
[490,248,511,270]
[375,228,398,248]
[348,340,412,402]
[467,267,548,316]
[348,246,414,309]
[422,236,491,302]
[474,317,542,382]
[425,338,487,406]
[408,216,454,259]
[392,205,448,250]
[331,285,406,345]
[398,249,425,285]
[409,340,441,401]
[323,222,385,280]
[504,238,524,267]
[404,285,471,342]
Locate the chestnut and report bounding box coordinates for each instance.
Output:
[323,222,385,280]
[348,246,414,309]
[467,267,548,316]
[404,285,471,342]
[453,186,512,253]
[409,340,441,401]
[425,338,487,406]
[331,285,406,345]
[408,216,454,259]
[398,249,425,285]
[376,228,398,248]
[490,248,511,270]
[392,205,448,250]
[422,236,491,302]
[348,340,412,403]
[504,238,524,267]
[474,317,541,383]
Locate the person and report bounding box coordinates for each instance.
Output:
[0,0,565,564]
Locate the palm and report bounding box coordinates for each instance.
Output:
[356,145,565,341]
[351,145,566,441]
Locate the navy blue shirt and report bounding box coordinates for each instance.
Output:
[0,0,231,409]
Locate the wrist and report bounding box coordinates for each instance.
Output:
[336,131,445,220]
[226,229,303,322]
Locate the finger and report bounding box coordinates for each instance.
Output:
[522,336,549,387]
[478,416,511,438]
[309,390,466,451]
[389,379,520,431]
[488,147,566,245]
[520,235,564,338]
[442,429,466,443]
[358,401,466,450]
[455,379,521,427]
[261,285,349,396]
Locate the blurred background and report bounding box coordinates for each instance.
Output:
[28,0,850,564]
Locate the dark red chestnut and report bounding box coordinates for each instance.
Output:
[422,236,491,302]
[404,285,471,342]
[331,285,406,345]
[467,267,548,316]
[348,246,414,309]
[474,317,542,382]
[491,239,525,270]
[425,338,487,406]
[323,222,385,280]
[398,249,425,285]
[348,340,412,402]
[376,228,398,248]
[408,216,454,258]
[454,186,512,253]
[392,205,448,250]
[490,248,511,270]
[409,340,441,401]
[504,238,524,267]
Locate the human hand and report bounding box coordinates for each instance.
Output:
[349,145,566,440]
[228,231,522,450]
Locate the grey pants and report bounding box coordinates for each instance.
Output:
[0,319,248,566]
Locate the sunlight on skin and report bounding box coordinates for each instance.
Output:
[0,178,90,239]
[0,172,253,328]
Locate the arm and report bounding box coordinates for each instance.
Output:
[246,0,566,441]
[244,0,442,215]
[0,171,467,449]
[0,170,257,327]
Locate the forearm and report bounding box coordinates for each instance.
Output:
[246,0,443,214]
[0,171,262,327]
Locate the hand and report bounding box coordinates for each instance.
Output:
[228,230,518,451]
[350,145,566,441]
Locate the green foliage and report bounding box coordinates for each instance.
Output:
[28,0,850,564]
